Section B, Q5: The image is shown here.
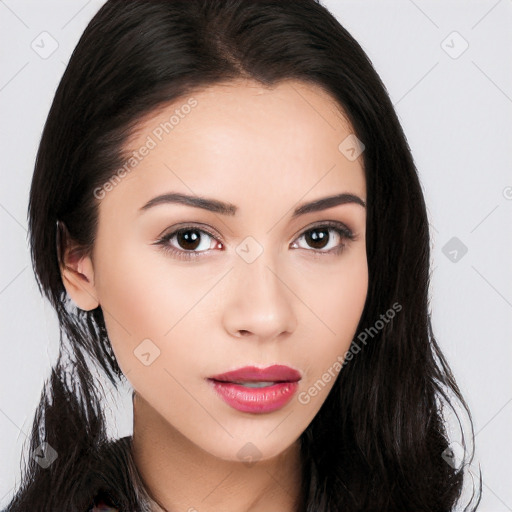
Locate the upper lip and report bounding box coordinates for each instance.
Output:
[208,365,301,383]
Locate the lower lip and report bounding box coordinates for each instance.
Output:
[207,379,299,413]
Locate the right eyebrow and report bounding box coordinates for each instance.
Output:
[139,192,237,216]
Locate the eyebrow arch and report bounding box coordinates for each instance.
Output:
[291,193,366,218]
[138,192,366,217]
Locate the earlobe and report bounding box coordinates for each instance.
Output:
[57,222,99,311]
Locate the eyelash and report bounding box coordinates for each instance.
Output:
[153,221,357,261]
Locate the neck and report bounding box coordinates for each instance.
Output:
[131,392,303,512]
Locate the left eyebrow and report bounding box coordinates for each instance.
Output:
[291,193,366,218]
[138,192,366,217]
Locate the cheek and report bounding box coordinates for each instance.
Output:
[302,251,368,366]
[311,247,367,327]
[93,238,224,382]
[325,263,367,330]
[294,254,367,410]
[92,242,183,371]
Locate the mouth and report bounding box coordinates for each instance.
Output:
[206,365,301,413]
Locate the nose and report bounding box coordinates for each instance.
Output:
[222,256,298,342]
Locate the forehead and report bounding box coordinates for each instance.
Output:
[133,78,353,136]
[102,78,365,219]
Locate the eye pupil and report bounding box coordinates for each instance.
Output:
[306,228,329,249]
[177,229,201,250]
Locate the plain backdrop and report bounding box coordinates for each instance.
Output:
[1,0,511,509]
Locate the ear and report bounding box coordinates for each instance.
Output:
[57,221,99,311]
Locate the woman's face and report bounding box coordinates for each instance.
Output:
[67,79,368,462]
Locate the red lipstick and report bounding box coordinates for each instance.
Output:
[207,365,301,414]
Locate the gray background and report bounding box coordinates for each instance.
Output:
[1,0,511,509]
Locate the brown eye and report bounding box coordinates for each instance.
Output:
[175,229,203,251]
[291,221,356,256]
[154,225,221,261]
[304,228,331,250]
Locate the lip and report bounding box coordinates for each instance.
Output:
[206,365,302,414]
[208,364,302,383]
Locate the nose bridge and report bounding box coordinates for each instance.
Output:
[222,242,297,340]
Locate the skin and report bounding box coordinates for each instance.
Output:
[61,79,368,512]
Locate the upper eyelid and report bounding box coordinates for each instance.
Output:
[157,222,220,241]
[293,222,356,244]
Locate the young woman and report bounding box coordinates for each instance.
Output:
[5,0,481,511]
